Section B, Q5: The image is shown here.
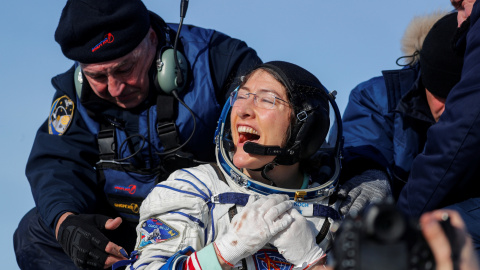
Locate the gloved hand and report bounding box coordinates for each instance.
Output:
[214,194,293,266]
[57,214,126,269]
[337,169,392,216]
[270,209,325,268]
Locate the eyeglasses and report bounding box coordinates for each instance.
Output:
[229,90,290,110]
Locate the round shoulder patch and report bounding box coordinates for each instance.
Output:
[48,95,75,135]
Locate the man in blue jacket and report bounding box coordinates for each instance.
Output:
[398,0,480,256]
[339,11,464,206]
[13,0,261,269]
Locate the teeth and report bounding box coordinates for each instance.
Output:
[237,126,259,135]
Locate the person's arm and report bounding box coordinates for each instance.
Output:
[208,31,262,104]
[27,67,99,230]
[340,76,393,181]
[27,68,130,268]
[398,1,480,217]
[336,76,393,215]
[129,167,216,269]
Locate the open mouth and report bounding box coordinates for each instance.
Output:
[237,126,260,144]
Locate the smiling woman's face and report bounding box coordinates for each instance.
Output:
[230,69,292,170]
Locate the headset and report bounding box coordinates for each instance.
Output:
[156,46,188,94]
[155,0,190,95]
[153,0,197,157]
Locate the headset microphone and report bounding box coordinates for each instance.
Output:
[173,0,189,88]
[180,0,189,19]
[243,142,286,156]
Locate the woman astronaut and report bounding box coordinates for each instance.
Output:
[125,61,344,270]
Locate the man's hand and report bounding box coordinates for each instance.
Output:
[420,210,480,270]
[214,194,293,266]
[337,169,391,216]
[56,213,127,269]
[452,0,476,26]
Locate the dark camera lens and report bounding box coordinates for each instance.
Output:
[365,205,406,243]
[374,210,405,242]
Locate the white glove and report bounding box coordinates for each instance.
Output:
[337,169,392,216]
[214,194,293,266]
[270,209,324,269]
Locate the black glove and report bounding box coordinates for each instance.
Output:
[57,214,111,269]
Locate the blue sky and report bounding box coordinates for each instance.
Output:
[1,1,454,268]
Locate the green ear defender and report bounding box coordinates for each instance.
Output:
[156,48,189,94]
[74,64,83,98]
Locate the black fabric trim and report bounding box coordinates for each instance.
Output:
[97,123,116,161]
[156,94,180,151]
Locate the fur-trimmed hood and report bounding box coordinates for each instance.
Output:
[400,10,450,65]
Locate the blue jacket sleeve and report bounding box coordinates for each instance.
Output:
[397,3,480,217]
[26,67,99,229]
[208,31,262,104]
[341,76,392,177]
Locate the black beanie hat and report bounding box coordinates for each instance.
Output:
[55,0,151,63]
[253,61,331,164]
[420,12,464,99]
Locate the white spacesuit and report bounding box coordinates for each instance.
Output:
[125,61,344,270]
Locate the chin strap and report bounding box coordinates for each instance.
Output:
[243,141,286,186]
[261,163,278,186]
[247,162,278,186]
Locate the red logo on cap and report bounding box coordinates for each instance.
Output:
[92,33,115,53]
